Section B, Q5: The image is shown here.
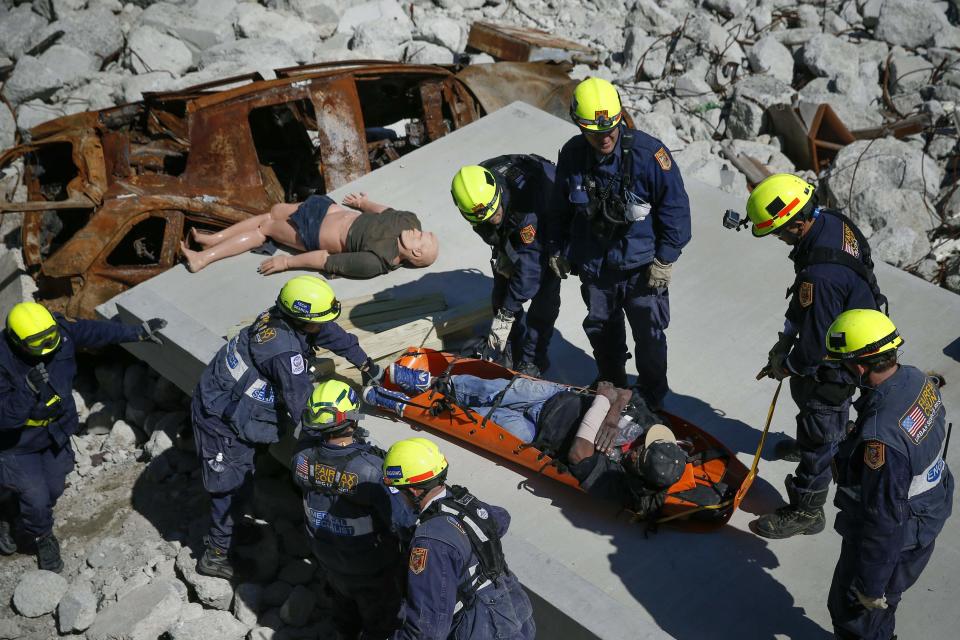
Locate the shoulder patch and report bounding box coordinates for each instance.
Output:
[290,354,305,375]
[519,224,536,245]
[654,147,672,171]
[864,442,885,470]
[799,281,814,308]
[446,516,467,536]
[841,224,860,258]
[409,547,429,575]
[255,327,276,344]
[899,379,942,445]
[295,454,310,481]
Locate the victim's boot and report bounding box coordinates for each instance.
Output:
[752,475,827,539]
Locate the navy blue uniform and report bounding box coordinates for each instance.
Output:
[783,209,882,497]
[549,126,691,405]
[192,307,368,552]
[0,315,142,536]
[292,438,415,637]
[829,366,953,639]
[476,154,560,369]
[393,488,535,640]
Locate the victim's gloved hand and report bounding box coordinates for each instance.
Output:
[25,363,49,395]
[646,259,673,288]
[360,358,384,386]
[853,588,888,611]
[548,255,570,280]
[486,309,515,357]
[140,318,167,344]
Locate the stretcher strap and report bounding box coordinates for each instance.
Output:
[479,374,520,430]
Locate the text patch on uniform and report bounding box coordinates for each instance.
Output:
[864,442,885,470]
[900,379,941,445]
[290,354,305,375]
[799,281,814,308]
[654,147,672,171]
[255,327,276,343]
[519,224,536,244]
[409,547,429,574]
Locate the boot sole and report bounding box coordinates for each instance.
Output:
[196,562,234,581]
[750,518,826,539]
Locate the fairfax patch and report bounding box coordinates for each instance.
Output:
[255,327,276,344]
[864,442,885,470]
[841,224,860,258]
[290,354,305,375]
[799,281,814,308]
[654,147,672,171]
[899,379,942,445]
[295,455,309,481]
[409,547,429,574]
[519,224,536,244]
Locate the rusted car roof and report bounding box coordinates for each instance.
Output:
[0,61,578,317]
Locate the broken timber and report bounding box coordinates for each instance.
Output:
[467,21,595,62]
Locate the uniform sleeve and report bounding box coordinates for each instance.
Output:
[647,147,691,264]
[544,146,573,255]
[502,218,545,313]
[0,371,35,430]
[310,323,368,368]
[393,537,462,640]
[785,272,846,375]
[855,443,911,598]
[261,351,313,423]
[323,252,388,279]
[62,318,142,349]
[488,504,511,538]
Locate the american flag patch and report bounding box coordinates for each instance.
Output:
[900,404,929,444]
[841,224,860,258]
[295,455,309,481]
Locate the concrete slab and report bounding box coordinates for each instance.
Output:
[99,102,960,639]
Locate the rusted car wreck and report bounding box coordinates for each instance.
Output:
[0,60,577,317]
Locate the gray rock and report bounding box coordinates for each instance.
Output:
[124,395,156,429]
[177,601,205,623]
[139,1,237,52]
[0,618,22,639]
[152,376,185,409]
[87,579,184,640]
[168,609,250,640]
[121,71,180,103]
[3,56,64,106]
[199,38,300,76]
[127,24,194,75]
[800,33,859,81]
[867,198,934,267]
[726,139,796,174]
[337,0,413,37]
[747,36,794,84]
[0,99,15,150]
[279,585,316,627]
[277,557,316,585]
[415,15,464,52]
[350,17,412,60]
[13,98,61,131]
[623,28,665,80]
[632,111,682,151]
[176,545,234,610]
[405,41,454,64]
[235,3,320,42]
[262,581,293,608]
[770,27,822,47]
[889,53,935,95]
[40,6,124,63]
[59,73,124,112]
[96,361,126,400]
[105,419,141,450]
[875,0,948,48]
[684,13,745,64]
[290,0,341,38]
[677,143,748,199]
[232,583,263,627]
[674,72,713,99]
[861,0,883,26]
[0,5,47,59]
[87,537,127,569]
[144,427,175,460]
[248,627,278,640]
[945,256,960,294]
[797,83,883,130]
[935,24,960,49]
[13,570,69,617]
[727,75,795,139]
[628,0,680,36]
[704,0,747,18]
[57,582,98,633]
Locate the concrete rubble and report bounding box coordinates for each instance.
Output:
[0,0,959,638]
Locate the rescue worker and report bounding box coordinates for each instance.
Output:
[548,77,691,409]
[191,275,384,579]
[383,438,535,640]
[824,309,953,639]
[291,379,414,638]
[746,174,887,539]
[0,302,165,572]
[450,156,560,375]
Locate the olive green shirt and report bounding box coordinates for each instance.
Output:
[322,209,421,279]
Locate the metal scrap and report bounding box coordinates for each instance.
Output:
[0,60,574,318]
[467,21,595,63]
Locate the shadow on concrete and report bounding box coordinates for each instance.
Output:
[944,336,960,363]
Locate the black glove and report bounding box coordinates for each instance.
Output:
[25,364,49,395]
[360,359,384,386]
[140,318,167,345]
[28,394,64,424]
[758,332,794,380]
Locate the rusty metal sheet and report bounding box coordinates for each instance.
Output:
[467,21,594,62]
[310,75,371,189]
[455,62,576,121]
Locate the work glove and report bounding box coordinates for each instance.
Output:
[486,308,515,357]
[758,332,794,380]
[140,318,167,345]
[28,394,64,424]
[852,587,888,611]
[360,358,385,387]
[25,364,49,395]
[646,259,673,289]
[548,255,570,280]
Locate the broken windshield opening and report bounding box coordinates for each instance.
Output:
[28,143,78,202]
[106,216,167,267]
[248,100,323,202]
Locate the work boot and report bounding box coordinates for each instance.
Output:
[388,363,432,394]
[752,476,828,539]
[515,362,541,377]
[362,386,410,417]
[35,532,64,573]
[197,545,235,580]
[0,520,16,556]
[774,437,802,462]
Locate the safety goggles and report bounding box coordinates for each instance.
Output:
[283,297,342,321]
[302,404,361,430]
[572,109,623,132]
[17,326,60,355]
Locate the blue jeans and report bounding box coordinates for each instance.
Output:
[450,375,568,442]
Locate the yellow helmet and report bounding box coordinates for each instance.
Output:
[276,275,341,323]
[825,309,903,362]
[6,302,60,356]
[302,379,361,433]
[570,77,623,132]
[451,165,501,224]
[383,437,448,487]
[746,173,815,237]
